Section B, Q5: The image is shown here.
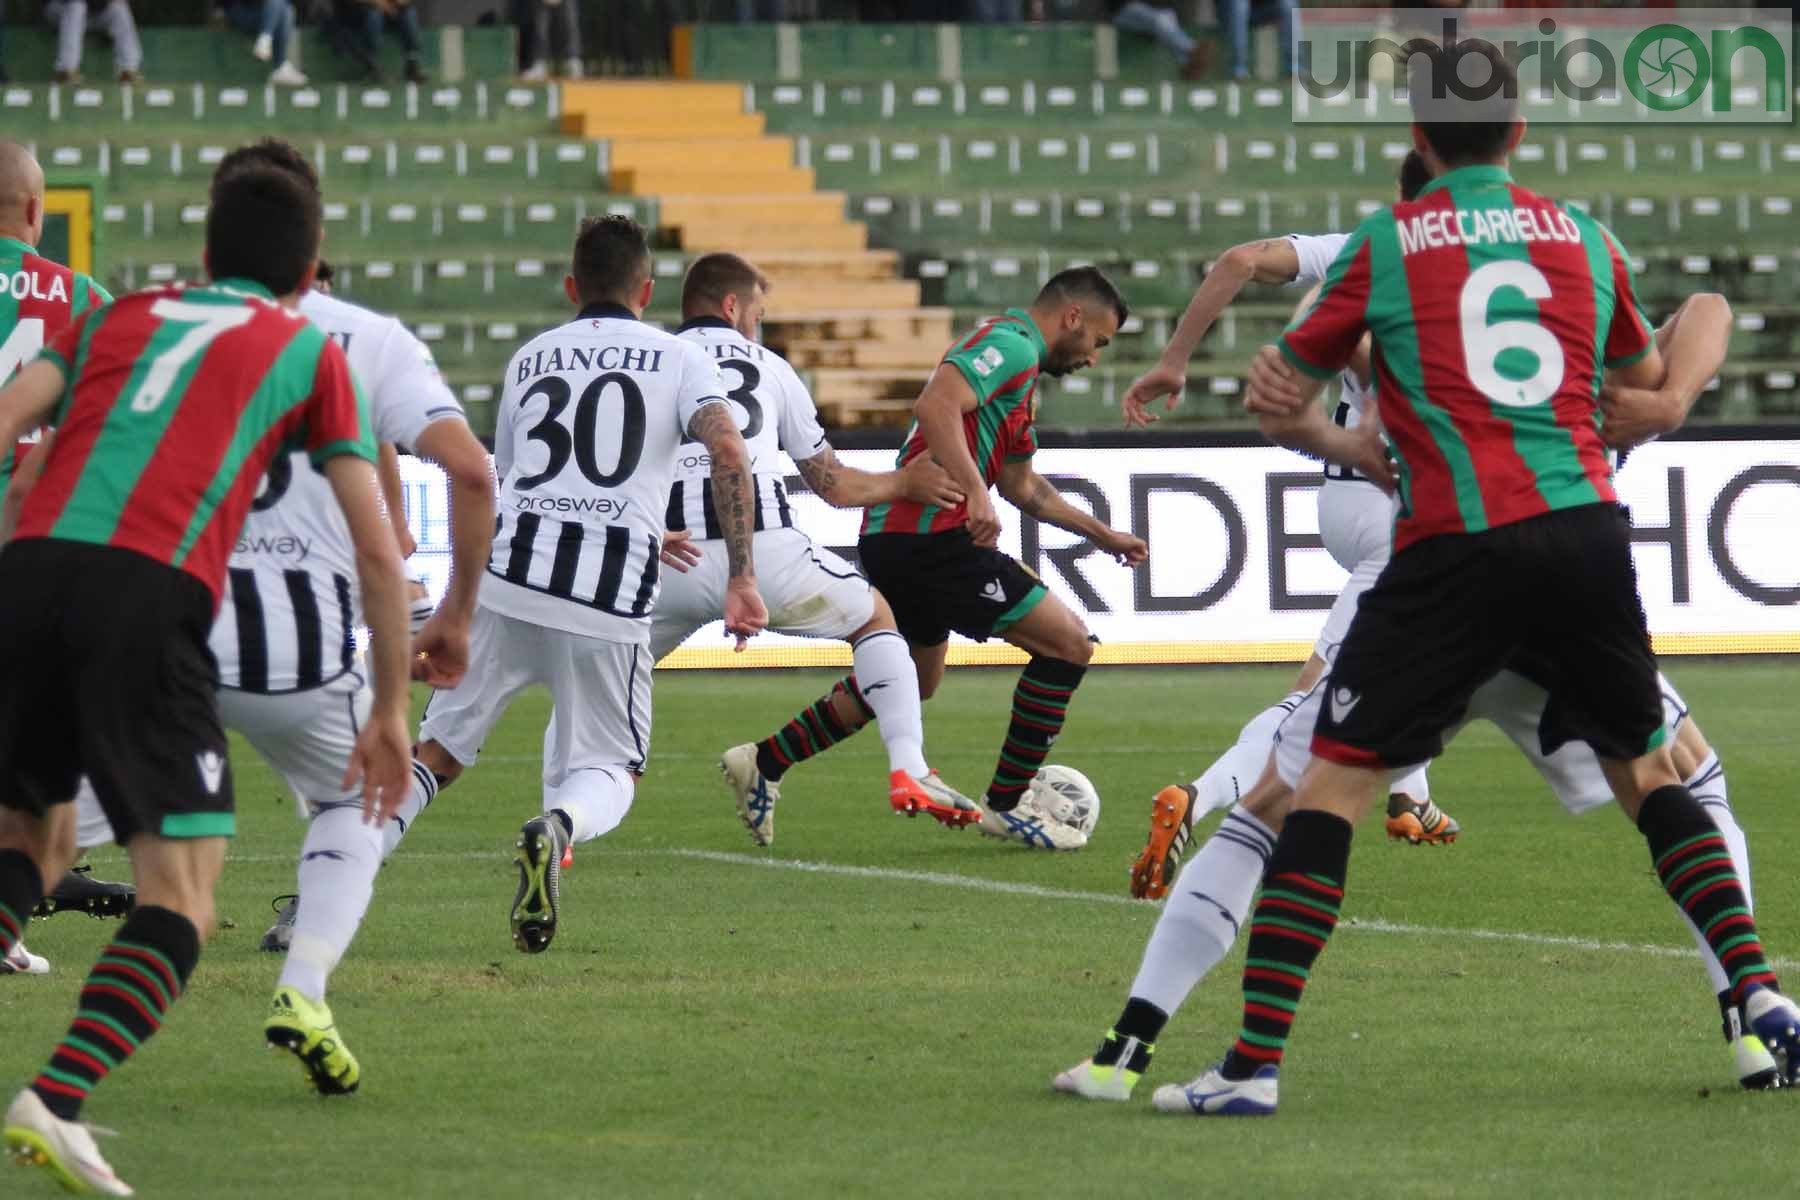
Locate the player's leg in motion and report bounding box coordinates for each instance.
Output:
[4,785,131,978]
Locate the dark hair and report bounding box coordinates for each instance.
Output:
[1035,266,1129,326]
[1399,150,1431,203]
[206,164,321,296]
[571,215,651,306]
[210,137,319,200]
[1409,41,1520,166]
[681,252,769,319]
[314,258,335,287]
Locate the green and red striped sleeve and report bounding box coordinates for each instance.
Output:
[75,273,111,313]
[1596,225,1654,369]
[1277,225,1373,380]
[300,337,375,466]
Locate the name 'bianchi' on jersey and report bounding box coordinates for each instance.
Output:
[1278,164,1653,551]
[210,288,467,694]
[665,315,828,539]
[482,301,727,644]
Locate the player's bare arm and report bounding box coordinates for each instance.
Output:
[794,443,963,510]
[1601,293,1731,449]
[914,362,1000,546]
[409,418,496,687]
[323,454,414,822]
[998,457,1148,565]
[659,528,703,574]
[1124,238,1303,427]
[689,400,768,649]
[1255,378,1397,494]
[375,442,417,559]
[0,360,64,539]
[1,428,52,541]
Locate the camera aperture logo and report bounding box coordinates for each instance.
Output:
[1295,8,1793,124]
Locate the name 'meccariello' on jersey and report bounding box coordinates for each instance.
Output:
[210,287,469,693]
[1278,164,1653,552]
[18,278,375,606]
[482,301,727,644]
[666,316,829,539]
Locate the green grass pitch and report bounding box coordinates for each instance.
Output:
[5,661,1798,1198]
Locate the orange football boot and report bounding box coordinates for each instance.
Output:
[1129,783,1199,900]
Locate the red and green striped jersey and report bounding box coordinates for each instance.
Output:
[1279,164,1653,552]
[0,235,110,481]
[18,278,374,606]
[862,307,1044,536]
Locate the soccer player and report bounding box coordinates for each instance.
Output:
[411,216,766,954]
[1118,152,1458,865]
[0,138,134,979]
[0,163,413,1195]
[735,268,1149,851]
[191,139,496,1094]
[1131,45,1800,1115]
[656,252,980,842]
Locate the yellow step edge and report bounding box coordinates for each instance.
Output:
[561,112,767,139]
[615,166,817,195]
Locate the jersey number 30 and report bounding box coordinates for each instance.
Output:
[516,372,646,491]
[1459,261,1565,409]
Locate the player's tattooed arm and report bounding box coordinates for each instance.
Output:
[795,444,963,510]
[999,459,1147,565]
[689,401,756,580]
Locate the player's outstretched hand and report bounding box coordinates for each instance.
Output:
[1095,527,1149,566]
[1347,422,1399,494]
[898,453,965,509]
[1244,344,1307,417]
[965,491,1002,548]
[410,611,470,688]
[661,529,702,574]
[343,708,413,825]
[1122,361,1185,427]
[723,577,768,652]
[1599,384,1682,449]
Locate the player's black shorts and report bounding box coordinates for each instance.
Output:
[856,529,1048,646]
[0,538,234,842]
[1315,503,1665,769]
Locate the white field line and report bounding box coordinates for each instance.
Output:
[212,845,1798,969]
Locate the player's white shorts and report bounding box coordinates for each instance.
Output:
[75,778,116,848]
[1314,479,1397,663]
[420,605,654,782]
[652,527,874,661]
[218,671,372,821]
[1272,667,1691,814]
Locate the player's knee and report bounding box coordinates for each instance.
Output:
[1058,628,1096,666]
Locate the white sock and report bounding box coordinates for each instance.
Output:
[382,760,439,861]
[1679,752,1749,995]
[1390,763,1431,801]
[279,805,384,1001]
[549,765,635,843]
[1128,803,1278,1016]
[851,629,928,777]
[1189,692,1303,812]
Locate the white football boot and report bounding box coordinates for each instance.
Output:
[720,744,779,847]
[4,1088,133,1195]
[978,789,1086,850]
[1051,1057,1140,1102]
[2,941,49,975]
[1744,985,1800,1085]
[1152,1063,1280,1116]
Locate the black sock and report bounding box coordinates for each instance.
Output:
[550,809,574,842]
[32,905,200,1120]
[1093,997,1168,1072]
[0,848,47,957]
[1719,989,1738,1044]
[986,656,1087,812]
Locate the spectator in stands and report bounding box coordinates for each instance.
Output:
[331,0,426,84]
[518,0,581,81]
[967,0,1024,19]
[44,0,143,84]
[217,1,308,86]
[1111,1,1210,80]
[1217,0,1295,80]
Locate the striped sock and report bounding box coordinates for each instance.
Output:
[986,656,1087,812]
[754,675,874,784]
[0,848,48,959]
[32,905,200,1121]
[1639,785,1778,1004]
[1220,809,1352,1081]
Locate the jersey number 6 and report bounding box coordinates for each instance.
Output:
[515,371,647,491]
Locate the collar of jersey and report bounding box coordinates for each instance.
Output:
[1001,306,1048,366]
[674,315,734,333]
[578,301,639,322]
[1416,163,1513,199]
[210,276,276,300]
[0,235,31,258]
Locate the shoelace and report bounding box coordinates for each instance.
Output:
[269,893,299,917]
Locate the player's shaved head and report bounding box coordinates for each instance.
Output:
[0,140,46,244]
[570,215,652,308]
[681,253,768,320]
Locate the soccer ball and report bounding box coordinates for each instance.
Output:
[1032,764,1101,837]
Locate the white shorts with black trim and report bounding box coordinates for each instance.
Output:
[420,606,653,780]
[652,526,874,661]
[218,670,373,820]
[1272,668,1691,815]
[1313,479,1397,664]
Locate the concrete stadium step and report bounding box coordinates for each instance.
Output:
[672,221,868,253]
[716,249,900,281]
[763,280,922,314]
[614,166,816,195]
[765,308,955,345]
[562,81,747,120]
[561,111,767,140]
[807,369,931,405]
[609,137,796,172]
[657,193,847,226]
[783,339,944,370]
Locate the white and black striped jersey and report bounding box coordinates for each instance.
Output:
[1290,232,1376,484]
[210,288,467,693]
[482,302,727,644]
[664,317,828,540]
